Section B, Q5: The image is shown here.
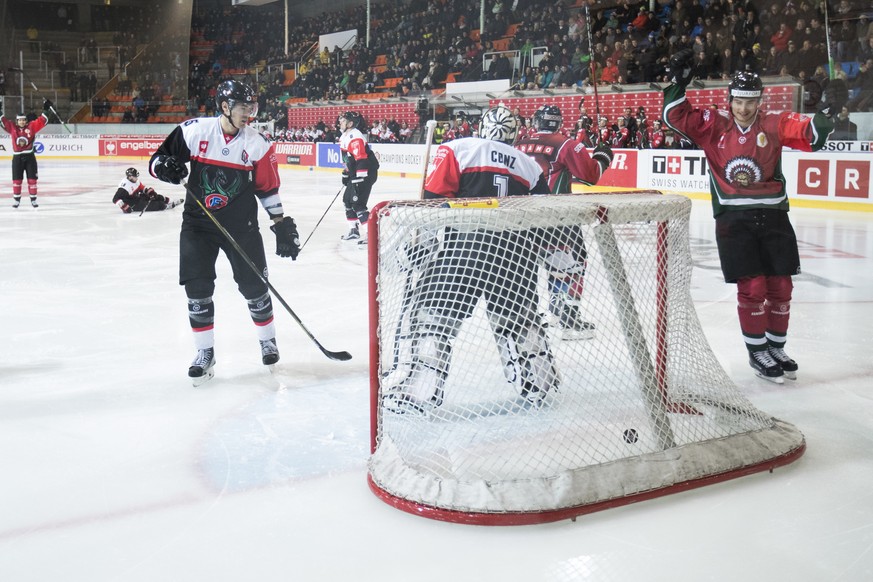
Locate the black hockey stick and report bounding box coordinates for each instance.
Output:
[181,179,352,362]
[300,185,343,251]
[8,67,73,134]
[138,198,151,216]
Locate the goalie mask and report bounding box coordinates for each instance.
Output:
[532,105,563,133]
[728,71,763,101]
[126,167,139,180]
[479,105,519,144]
[215,80,258,125]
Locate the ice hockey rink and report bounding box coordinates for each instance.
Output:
[1,159,872,581]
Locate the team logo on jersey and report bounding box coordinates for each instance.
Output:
[724,156,762,187]
[199,141,208,155]
[756,132,768,148]
[241,150,249,163]
[703,110,711,122]
[221,148,230,156]
[204,193,229,209]
[199,167,244,210]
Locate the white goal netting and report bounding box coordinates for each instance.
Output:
[367,192,805,524]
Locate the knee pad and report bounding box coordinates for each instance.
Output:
[737,275,767,305]
[765,275,793,304]
[185,280,214,299]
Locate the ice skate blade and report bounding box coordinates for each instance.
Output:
[191,368,215,387]
[559,328,595,341]
[754,371,784,384]
[783,370,797,380]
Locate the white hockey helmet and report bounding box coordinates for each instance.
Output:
[479,105,519,144]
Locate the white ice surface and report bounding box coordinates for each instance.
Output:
[1,160,871,581]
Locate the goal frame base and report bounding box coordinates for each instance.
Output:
[367,442,805,526]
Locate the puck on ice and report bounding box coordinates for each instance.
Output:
[623,428,638,444]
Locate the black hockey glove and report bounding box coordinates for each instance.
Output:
[270,216,301,260]
[153,155,189,185]
[818,102,836,119]
[341,169,349,186]
[43,99,53,112]
[591,142,614,173]
[668,49,695,89]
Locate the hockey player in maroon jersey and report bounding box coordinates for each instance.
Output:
[646,119,665,149]
[112,167,182,213]
[574,116,595,147]
[385,104,557,414]
[338,110,379,241]
[597,116,612,145]
[515,104,614,340]
[149,80,301,385]
[663,51,835,384]
[610,116,631,147]
[0,100,51,208]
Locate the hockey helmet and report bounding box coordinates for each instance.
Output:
[215,80,258,116]
[16,114,27,124]
[339,110,365,129]
[728,71,763,101]
[479,105,519,144]
[580,115,593,129]
[126,167,139,180]
[532,104,563,132]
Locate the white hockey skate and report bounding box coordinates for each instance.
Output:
[340,225,360,241]
[189,347,216,386]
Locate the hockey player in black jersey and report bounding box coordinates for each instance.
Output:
[384,104,559,414]
[149,80,301,386]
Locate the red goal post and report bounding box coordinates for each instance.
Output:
[367,191,805,525]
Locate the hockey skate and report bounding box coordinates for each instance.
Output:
[340,225,360,241]
[260,337,280,367]
[382,367,445,416]
[547,294,595,340]
[768,346,798,380]
[749,349,784,384]
[189,347,216,386]
[30,198,38,208]
[12,198,20,208]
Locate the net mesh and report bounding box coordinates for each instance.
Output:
[368,193,804,517]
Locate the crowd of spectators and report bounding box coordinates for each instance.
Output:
[183,0,872,121]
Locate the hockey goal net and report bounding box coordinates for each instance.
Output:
[367,192,805,525]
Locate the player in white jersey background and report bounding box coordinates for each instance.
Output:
[112,167,182,214]
[149,80,301,386]
[337,111,379,242]
[663,50,835,384]
[384,104,558,414]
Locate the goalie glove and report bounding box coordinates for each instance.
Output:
[270,216,301,260]
[668,49,695,89]
[153,155,189,185]
[591,142,614,173]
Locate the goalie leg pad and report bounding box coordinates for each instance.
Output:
[495,323,559,405]
[385,307,461,412]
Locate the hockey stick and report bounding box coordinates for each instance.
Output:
[138,198,151,216]
[300,185,343,251]
[181,179,352,362]
[8,67,73,134]
[386,119,438,372]
[583,5,602,128]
